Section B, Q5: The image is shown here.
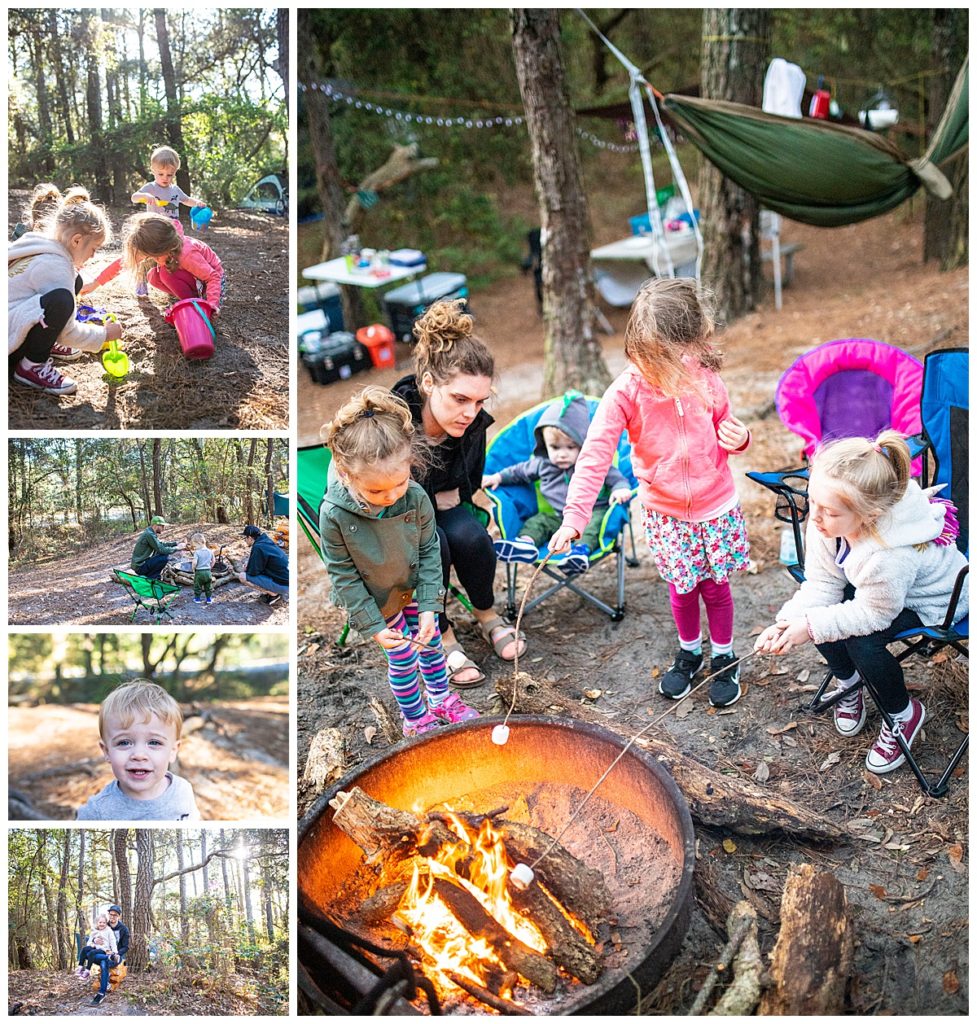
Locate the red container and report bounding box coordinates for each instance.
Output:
[164,297,216,360]
[356,324,396,369]
[809,88,830,119]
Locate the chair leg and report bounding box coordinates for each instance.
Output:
[612,544,626,622]
[504,563,518,620]
[800,669,840,713]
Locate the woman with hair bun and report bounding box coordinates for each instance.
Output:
[392,299,526,686]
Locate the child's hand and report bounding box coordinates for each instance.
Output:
[482,473,502,490]
[755,618,809,654]
[548,525,578,554]
[105,322,123,342]
[753,623,786,653]
[373,626,408,650]
[718,415,750,452]
[609,487,633,506]
[415,611,437,647]
[79,281,98,296]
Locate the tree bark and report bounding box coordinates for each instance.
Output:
[512,9,610,397]
[49,10,75,144]
[130,829,154,970]
[56,831,71,969]
[114,829,132,926]
[75,830,87,938]
[82,10,109,203]
[758,862,853,1015]
[152,439,164,516]
[274,8,288,94]
[154,8,191,199]
[698,8,771,322]
[176,834,190,945]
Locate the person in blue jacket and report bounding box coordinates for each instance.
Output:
[238,524,290,605]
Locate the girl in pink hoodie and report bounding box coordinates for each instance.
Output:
[550,278,751,707]
[88,212,225,316]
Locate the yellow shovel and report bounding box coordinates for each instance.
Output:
[101,339,130,378]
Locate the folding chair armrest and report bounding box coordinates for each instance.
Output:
[940,563,969,630]
[745,466,809,494]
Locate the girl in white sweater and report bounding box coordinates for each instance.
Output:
[8,185,123,396]
[755,430,968,775]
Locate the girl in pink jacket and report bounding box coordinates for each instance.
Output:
[88,212,225,316]
[550,278,751,707]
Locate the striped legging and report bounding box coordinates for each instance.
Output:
[384,602,449,721]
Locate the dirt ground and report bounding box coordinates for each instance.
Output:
[8,696,288,822]
[8,193,289,430]
[296,203,969,1014]
[8,522,289,627]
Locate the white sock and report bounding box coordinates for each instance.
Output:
[679,635,702,655]
[892,701,915,723]
[836,671,860,689]
[710,640,733,659]
[19,358,43,369]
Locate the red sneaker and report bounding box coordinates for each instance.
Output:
[833,684,867,737]
[866,698,926,774]
[13,359,78,395]
[430,692,480,725]
[50,342,83,361]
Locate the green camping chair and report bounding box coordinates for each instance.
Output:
[297,444,477,646]
[111,569,182,624]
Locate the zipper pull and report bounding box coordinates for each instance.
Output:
[675,397,685,416]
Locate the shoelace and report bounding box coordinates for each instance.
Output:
[835,687,862,713]
[874,721,899,753]
[35,359,62,384]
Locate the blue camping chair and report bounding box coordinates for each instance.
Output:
[483,394,640,621]
[797,349,969,797]
[747,339,925,580]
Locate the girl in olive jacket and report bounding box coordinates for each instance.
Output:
[320,386,480,737]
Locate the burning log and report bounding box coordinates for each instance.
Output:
[494,676,843,842]
[430,878,557,992]
[758,863,853,1015]
[444,969,533,1015]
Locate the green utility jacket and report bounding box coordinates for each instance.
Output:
[130,527,178,570]
[319,478,445,638]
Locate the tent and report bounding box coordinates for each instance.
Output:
[238,172,288,216]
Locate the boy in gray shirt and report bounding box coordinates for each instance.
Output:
[131,145,207,225]
[76,680,200,821]
[190,532,215,605]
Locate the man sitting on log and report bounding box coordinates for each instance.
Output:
[131,516,180,581]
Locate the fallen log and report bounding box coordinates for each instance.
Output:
[758,863,853,1015]
[430,878,557,993]
[707,901,762,1016]
[302,728,347,795]
[444,969,532,1016]
[494,676,843,842]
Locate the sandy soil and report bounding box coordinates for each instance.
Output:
[8,194,289,430]
[296,202,969,1014]
[8,522,289,627]
[8,697,289,822]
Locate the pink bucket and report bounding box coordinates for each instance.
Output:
[164,298,216,360]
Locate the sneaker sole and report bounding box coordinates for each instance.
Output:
[51,352,84,362]
[658,677,694,700]
[493,540,538,564]
[834,710,867,737]
[709,684,742,708]
[13,375,78,396]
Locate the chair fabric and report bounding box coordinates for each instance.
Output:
[111,569,181,624]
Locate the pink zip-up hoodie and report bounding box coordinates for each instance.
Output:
[562,363,750,534]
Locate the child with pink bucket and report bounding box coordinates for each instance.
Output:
[85,212,225,359]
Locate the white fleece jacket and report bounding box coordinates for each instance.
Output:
[8,233,107,354]
[778,480,968,643]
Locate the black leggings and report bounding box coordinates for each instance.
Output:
[436,504,496,632]
[12,277,82,366]
[815,595,924,714]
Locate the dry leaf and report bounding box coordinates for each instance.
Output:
[917,867,930,882]
[796,668,811,682]
[650,666,660,678]
[864,771,883,791]
[868,883,887,899]
[766,721,798,736]
[753,761,770,783]
[819,751,842,771]
[749,625,763,636]
[908,934,923,944]
[943,970,960,995]
[722,838,737,854]
[706,706,718,716]
[676,702,694,719]
[947,844,965,873]
[363,726,377,744]
[305,642,320,657]
[583,689,602,700]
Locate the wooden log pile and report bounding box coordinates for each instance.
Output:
[160,552,242,589]
[328,786,608,1009]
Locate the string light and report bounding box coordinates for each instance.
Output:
[299,80,640,152]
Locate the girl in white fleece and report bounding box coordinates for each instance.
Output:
[8,185,123,396]
[75,913,118,978]
[755,430,968,775]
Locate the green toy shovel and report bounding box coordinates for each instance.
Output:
[102,339,130,378]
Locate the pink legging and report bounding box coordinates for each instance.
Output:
[668,579,734,647]
[147,265,200,300]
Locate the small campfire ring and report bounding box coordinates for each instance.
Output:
[299,715,694,1015]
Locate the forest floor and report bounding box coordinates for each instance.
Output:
[8,696,289,822]
[7,965,287,1016]
[296,202,969,1014]
[8,192,289,431]
[8,522,289,627]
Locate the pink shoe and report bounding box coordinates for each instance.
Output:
[402,710,440,737]
[866,698,926,774]
[431,692,481,724]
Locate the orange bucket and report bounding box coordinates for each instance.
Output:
[356,324,396,369]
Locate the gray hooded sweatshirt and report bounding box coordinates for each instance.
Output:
[496,394,628,515]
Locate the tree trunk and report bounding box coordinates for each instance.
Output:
[137,442,152,523]
[512,9,610,397]
[264,439,275,520]
[698,8,770,322]
[28,24,54,173]
[220,830,235,929]
[176,834,190,945]
[49,10,75,144]
[152,439,164,516]
[75,830,87,939]
[201,831,210,893]
[82,11,110,204]
[923,9,968,269]
[129,830,154,970]
[154,8,191,199]
[56,831,71,970]
[242,855,256,945]
[275,8,288,93]
[261,834,275,942]
[245,438,258,524]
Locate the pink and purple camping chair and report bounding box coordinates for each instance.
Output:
[747,338,924,578]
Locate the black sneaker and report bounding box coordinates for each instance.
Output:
[92,993,106,1005]
[708,653,742,707]
[659,649,704,699]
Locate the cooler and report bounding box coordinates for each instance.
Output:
[299,330,370,385]
[297,281,344,332]
[383,272,469,343]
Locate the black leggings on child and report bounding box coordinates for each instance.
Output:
[11,274,83,368]
[435,504,497,634]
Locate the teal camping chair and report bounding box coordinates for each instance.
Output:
[483,394,639,622]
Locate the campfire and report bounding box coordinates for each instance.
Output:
[299,716,695,1015]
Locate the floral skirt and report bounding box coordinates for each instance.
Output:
[642,504,751,595]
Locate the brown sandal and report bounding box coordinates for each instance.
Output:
[443,643,486,688]
[478,615,526,662]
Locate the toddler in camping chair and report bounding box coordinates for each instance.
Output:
[482,392,633,574]
[320,385,481,737]
[75,914,117,979]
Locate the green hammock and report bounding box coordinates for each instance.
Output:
[661,58,967,228]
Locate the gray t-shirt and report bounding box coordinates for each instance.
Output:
[76,772,200,821]
[193,547,214,570]
[134,182,190,220]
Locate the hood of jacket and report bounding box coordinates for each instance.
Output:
[533,393,592,455]
[870,479,948,549]
[8,231,74,268]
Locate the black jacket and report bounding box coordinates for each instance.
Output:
[111,921,130,960]
[246,533,290,585]
[392,374,494,507]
